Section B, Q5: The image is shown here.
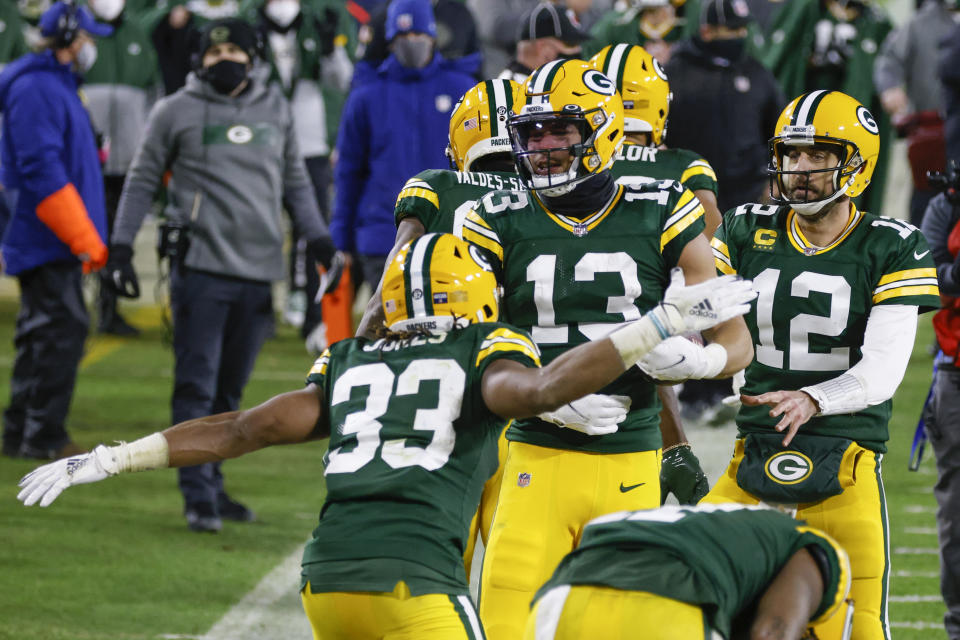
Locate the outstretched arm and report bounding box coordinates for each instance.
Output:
[18,386,326,507]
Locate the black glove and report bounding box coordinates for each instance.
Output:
[307,237,344,297]
[101,244,141,299]
[660,443,710,505]
[316,8,339,57]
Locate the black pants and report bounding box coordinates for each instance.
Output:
[3,261,88,455]
[97,175,126,329]
[170,267,274,511]
[288,155,332,337]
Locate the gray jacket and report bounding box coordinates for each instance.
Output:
[874,0,955,113]
[113,68,330,283]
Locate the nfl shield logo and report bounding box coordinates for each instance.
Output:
[517,472,531,488]
[573,224,588,237]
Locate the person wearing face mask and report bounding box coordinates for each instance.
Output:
[497,2,590,84]
[247,0,355,351]
[331,0,475,293]
[82,0,160,336]
[0,1,113,460]
[103,17,342,533]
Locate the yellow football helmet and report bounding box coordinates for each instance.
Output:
[589,43,671,144]
[769,90,880,214]
[381,233,499,332]
[511,59,624,195]
[447,78,521,172]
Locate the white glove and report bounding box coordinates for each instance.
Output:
[637,336,726,381]
[17,445,120,507]
[540,394,631,436]
[722,370,747,407]
[652,268,757,336]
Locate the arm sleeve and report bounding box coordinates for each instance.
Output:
[112,97,175,246]
[5,76,69,199]
[920,194,960,295]
[331,88,370,252]
[873,24,909,95]
[282,102,331,242]
[800,305,918,415]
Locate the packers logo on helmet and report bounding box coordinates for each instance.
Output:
[590,43,671,145]
[769,90,880,215]
[447,79,521,172]
[381,234,499,332]
[510,59,624,195]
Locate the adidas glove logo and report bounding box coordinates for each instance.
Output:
[689,300,717,319]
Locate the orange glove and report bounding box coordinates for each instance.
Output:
[35,183,108,273]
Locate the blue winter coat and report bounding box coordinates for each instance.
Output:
[0,51,107,275]
[331,52,478,255]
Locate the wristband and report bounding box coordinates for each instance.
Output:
[662,442,691,454]
[700,343,728,379]
[609,315,665,368]
[110,433,170,473]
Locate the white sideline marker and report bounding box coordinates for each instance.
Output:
[889,595,945,603]
[894,570,940,578]
[903,505,937,514]
[890,621,947,630]
[894,547,940,555]
[903,527,939,535]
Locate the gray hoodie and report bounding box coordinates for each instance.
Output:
[113,67,330,282]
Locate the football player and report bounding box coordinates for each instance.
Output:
[703,90,941,640]
[591,42,725,505]
[591,43,722,236]
[17,233,755,640]
[459,59,755,640]
[525,504,853,640]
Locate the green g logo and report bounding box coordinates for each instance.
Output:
[764,451,812,485]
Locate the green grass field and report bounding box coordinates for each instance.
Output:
[0,298,950,639]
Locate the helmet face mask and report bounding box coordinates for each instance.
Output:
[768,90,879,216]
[511,60,624,196]
[381,234,500,333]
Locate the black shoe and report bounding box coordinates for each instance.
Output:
[99,314,140,337]
[18,441,86,460]
[217,494,256,522]
[185,503,222,533]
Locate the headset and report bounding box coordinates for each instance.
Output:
[52,0,81,49]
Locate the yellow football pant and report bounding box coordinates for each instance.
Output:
[478,441,661,640]
[702,439,888,640]
[464,426,509,577]
[301,581,485,640]
[523,585,716,640]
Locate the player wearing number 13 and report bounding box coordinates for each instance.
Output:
[703,90,941,640]
[459,59,755,640]
[15,233,755,639]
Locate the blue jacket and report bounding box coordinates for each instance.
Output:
[0,51,107,275]
[331,52,478,255]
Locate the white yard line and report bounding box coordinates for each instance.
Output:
[889,595,946,603]
[890,621,947,630]
[201,545,312,640]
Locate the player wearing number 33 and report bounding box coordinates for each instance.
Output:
[457,59,755,640]
[16,233,755,640]
[703,90,941,640]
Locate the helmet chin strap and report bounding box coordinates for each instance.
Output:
[791,183,849,219]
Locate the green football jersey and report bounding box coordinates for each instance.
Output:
[300,322,541,596]
[535,503,849,640]
[712,203,940,451]
[461,181,705,453]
[611,143,719,198]
[394,169,526,235]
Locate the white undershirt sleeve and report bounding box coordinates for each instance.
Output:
[800,305,918,416]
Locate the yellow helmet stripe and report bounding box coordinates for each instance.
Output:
[791,89,830,128]
[404,233,442,319]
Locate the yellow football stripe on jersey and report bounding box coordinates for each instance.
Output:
[476,329,541,367]
[795,525,853,626]
[786,208,863,255]
[680,162,717,184]
[875,268,937,287]
[462,211,504,262]
[714,255,736,275]
[395,187,439,210]
[872,284,940,304]
[710,237,731,260]
[660,191,704,251]
[308,349,331,377]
